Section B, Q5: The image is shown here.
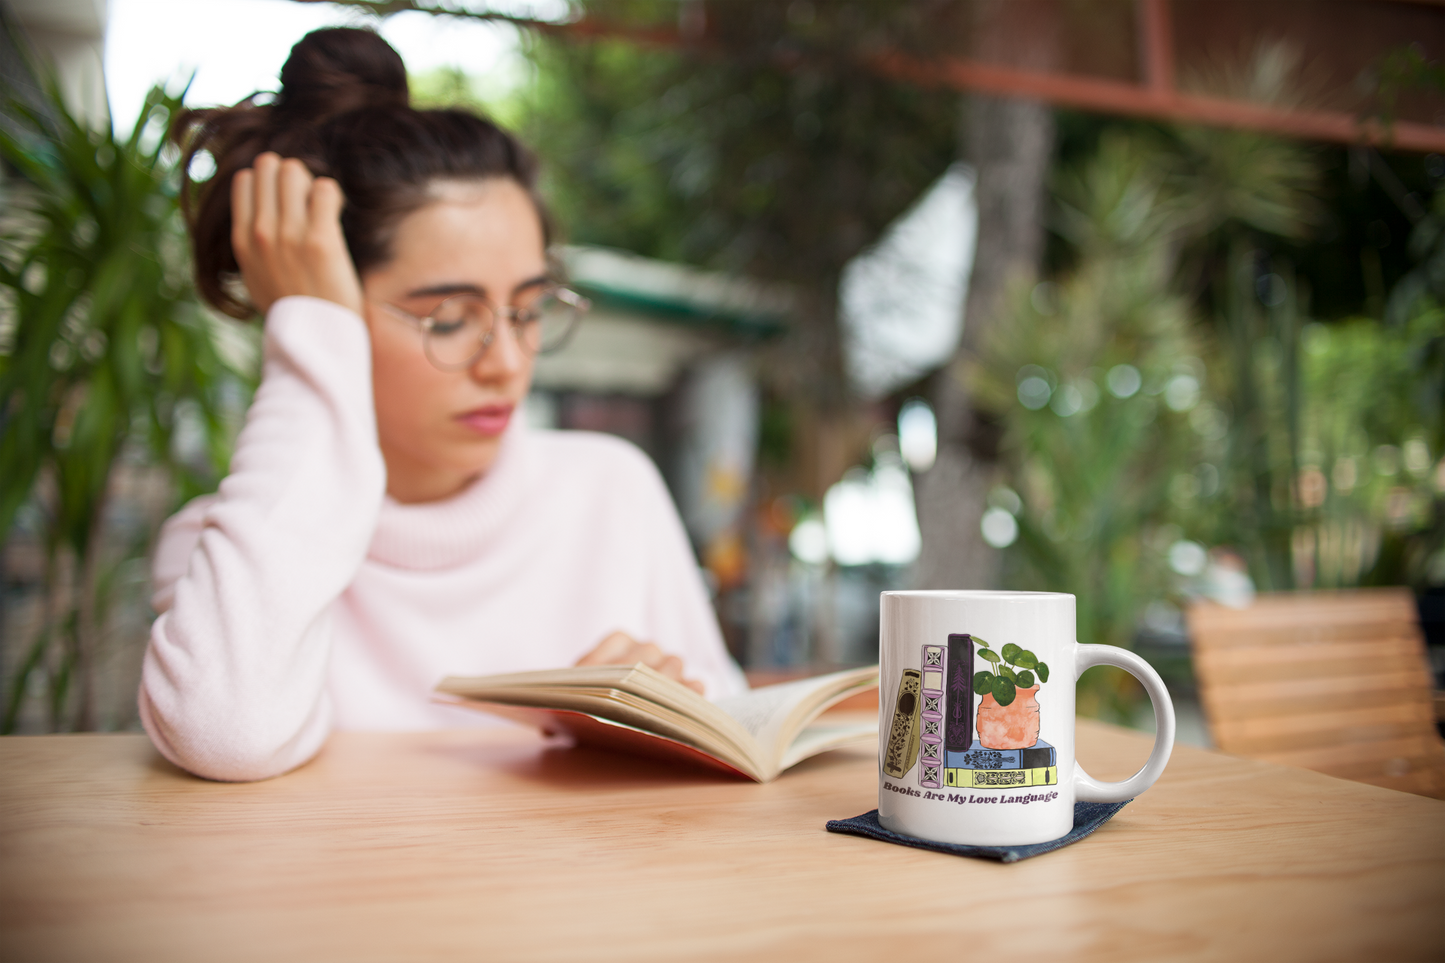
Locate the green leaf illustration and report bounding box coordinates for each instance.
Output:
[1000,664,1018,683]
[1035,662,1050,683]
[1016,670,1035,688]
[977,648,1000,664]
[992,677,1017,706]
[1015,650,1037,669]
[1001,643,1022,663]
[972,671,994,695]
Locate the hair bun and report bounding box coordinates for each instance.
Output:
[273,27,408,125]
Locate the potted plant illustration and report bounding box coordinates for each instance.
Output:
[971,638,1050,750]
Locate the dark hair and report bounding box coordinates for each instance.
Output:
[174,27,549,319]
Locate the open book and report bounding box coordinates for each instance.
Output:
[434,664,879,782]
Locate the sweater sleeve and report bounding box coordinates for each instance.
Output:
[621,447,749,700]
[139,297,387,781]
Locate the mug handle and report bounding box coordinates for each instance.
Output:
[1072,644,1176,802]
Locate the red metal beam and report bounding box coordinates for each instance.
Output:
[306,0,1445,153]
[867,50,1445,153]
[1137,0,1175,96]
[543,3,1445,154]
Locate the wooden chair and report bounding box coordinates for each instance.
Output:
[1187,587,1445,799]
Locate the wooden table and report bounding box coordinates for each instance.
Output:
[1,720,1441,962]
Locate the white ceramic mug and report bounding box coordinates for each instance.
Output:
[877,591,1175,846]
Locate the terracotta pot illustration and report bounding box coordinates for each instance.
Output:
[976,685,1040,750]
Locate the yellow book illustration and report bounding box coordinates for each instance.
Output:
[944,766,1058,788]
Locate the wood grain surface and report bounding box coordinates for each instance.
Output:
[1188,588,1445,797]
[1,720,1441,963]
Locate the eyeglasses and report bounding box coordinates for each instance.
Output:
[376,285,590,371]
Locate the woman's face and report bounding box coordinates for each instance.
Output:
[361,178,546,504]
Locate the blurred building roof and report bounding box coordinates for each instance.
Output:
[532,245,788,396]
[561,245,789,338]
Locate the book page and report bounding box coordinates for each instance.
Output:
[440,665,768,774]
[438,663,876,780]
[713,677,815,742]
[438,700,764,780]
[777,719,877,771]
[713,670,870,755]
[439,688,753,770]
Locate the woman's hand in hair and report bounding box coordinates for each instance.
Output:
[576,631,705,695]
[231,152,364,317]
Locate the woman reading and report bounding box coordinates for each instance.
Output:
[142,26,746,782]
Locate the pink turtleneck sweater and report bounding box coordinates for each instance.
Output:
[139,297,746,782]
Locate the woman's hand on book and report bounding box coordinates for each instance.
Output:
[577,632,705,695]
[231,152,365,318]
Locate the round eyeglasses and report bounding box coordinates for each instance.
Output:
[377,286,590,371]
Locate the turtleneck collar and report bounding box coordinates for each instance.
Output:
[366,422,533,571]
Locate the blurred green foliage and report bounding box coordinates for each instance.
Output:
[1181,250,1444,594]
[511,2,960,281]
[979,121,1443,718]
[1291,308,1444,588]
[971,131,1206,716]
[389,0,962,427]
[423,14,1442,659]
[1388,180,1445,325]
[507,1,959,416]
[0,74,253,731]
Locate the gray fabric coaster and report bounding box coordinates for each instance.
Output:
[825,800,1132,863]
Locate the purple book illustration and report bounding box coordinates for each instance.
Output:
[945,633,974,753]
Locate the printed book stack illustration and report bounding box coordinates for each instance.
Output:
[886,633,1058,790]
[945,633,974,754]
[883,670,922,779]
[917,645,946,789]
[944,740,1058,788]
